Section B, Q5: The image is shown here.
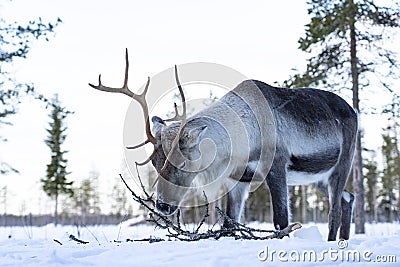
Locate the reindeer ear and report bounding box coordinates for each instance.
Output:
[152,116,165,136]
[186,125,207,147]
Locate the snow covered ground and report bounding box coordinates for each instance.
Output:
[0,219,399,267]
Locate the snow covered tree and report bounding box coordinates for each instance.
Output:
[313,186,329,222]
[0,186,6,226]
[364,156,379,222]
[285,0,400,234]
[380,105,400,222]
[109,176,132,219]
[287,185,309,223]
[41,97,73,225]
[245,183,272,223]
[0,1,61,174]
[381,134,399,222]
[73,171,101,224]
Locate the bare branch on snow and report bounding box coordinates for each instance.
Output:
[119,165,302,242]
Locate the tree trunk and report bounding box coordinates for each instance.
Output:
[373,185,377,222]
[301,185,307,223]
[388,194,393,222]
[349,0,365,234]
[54,192,59,226]
[194,196,199,223]
[82,190,86,225]
[393,124,400,217]
[312,189,317,222]
[209,201,216,224]
[2,186,7,226]
[353,136,365,232]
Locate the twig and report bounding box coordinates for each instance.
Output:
[116,214,128,242]
[102,231,109,243]
[83,224,100,244]
[69,234,89,244]
[135,163,154,203]
[194,192,209,234]
[53,239,62,245]
[120,170,302,242]
[134,236,165,243]
[176,209,181,230]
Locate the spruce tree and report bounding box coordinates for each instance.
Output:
[41,97,73,225]
[110,175,132,219]
[364,156,379,222]
[73,171,101,224]
[383,96,400,217]
[0,2,61,174]
[285,0,400,234]
[381,132,399,222]
[381,100,400,222]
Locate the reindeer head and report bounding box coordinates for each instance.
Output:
[150,116,210,215]
[89,49,207,216]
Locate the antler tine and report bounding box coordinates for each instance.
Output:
[89,49,157,157]
[163,65,187,124]
[151,65,187,188]
[135,149,157,166]
[138,77,157,145]
[89,48,135,98]
[175,65,187,127]
[163,103,181,122]
[123,48,129,89]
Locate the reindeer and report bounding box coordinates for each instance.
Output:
[89,49,357,241]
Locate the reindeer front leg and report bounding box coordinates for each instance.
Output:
[266,164,289,231]
[223,181,250,228]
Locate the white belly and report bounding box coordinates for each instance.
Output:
[286,167,333,186]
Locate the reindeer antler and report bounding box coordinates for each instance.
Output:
[89,49,156,165]
[164,65,187,126]
[151,65,187,188]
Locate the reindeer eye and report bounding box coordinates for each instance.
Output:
[179,161,186,169]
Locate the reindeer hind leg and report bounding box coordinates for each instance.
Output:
[339,190,354,240]
[316,180,351,241]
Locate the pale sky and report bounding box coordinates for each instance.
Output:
[0,0,397,215]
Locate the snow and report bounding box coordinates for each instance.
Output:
[293,225,323,242]
[0,220,399,267]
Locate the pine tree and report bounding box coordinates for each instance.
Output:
[0,186,6,226]
[284,0,400,234]
[0,2,61,174]
[383,96,400,216]
[41,97,73,225]
[300,185,308,223]
[109,176,132,219]
[245,183,271,222]
[380,101,400,222]
[381,133,399,222]
[364,156,379,222]
[73,171,101,224]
